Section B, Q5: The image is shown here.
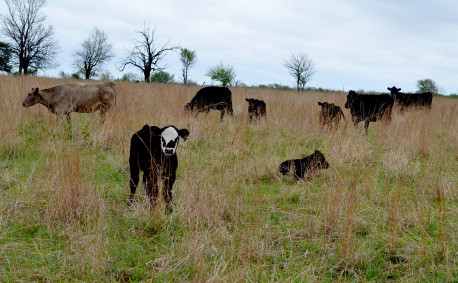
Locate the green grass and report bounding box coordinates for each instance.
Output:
[0,76,456,281]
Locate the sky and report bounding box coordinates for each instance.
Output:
[1,0,457,94]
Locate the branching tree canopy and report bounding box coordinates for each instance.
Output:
[284,51,315,91]
[1,0,59,75]
[206,62,236,87]
[0,41,13,73]
[180,48,197,84]
[73,28,113,80]
[417,79,438,94]
[118,25,177,82]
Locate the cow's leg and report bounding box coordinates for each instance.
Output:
[144,172,159,209]
[364,120,370,133]
[100,109,107,123]
[163,171,176,213]
[220,109,226,121]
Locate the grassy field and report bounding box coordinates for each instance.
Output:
[0,75,456,281]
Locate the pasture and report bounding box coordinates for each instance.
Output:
[0,75,456,281]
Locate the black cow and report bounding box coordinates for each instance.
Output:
[318,102,345,127]
[185,86,233,120]
[387,86,432,112]
[344,90,394,132]
[129,124,189,212]
[279,150,329,180]
[245,98,266,121]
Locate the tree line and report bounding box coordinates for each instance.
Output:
[0,0,443,94]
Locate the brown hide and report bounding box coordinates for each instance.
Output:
[23,82,117,123]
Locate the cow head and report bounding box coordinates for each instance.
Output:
[387,86,401,98]
[318,102,330,109]
[344,90,358,109]
[151,125,190,156]
[22,88,41,107]
[184,102,193,113]
[311,150,330,170]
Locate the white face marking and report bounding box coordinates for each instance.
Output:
[161,127,179,155]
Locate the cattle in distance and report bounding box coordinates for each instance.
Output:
[245,98,266,121]
[279,150,329,180]
[344,90,394,132]
[387,86,432,113]
[22,82,117,124]
[317,102,345,128]
[128,124,189,212]
[184,86,233,121]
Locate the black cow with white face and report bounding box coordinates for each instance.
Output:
[345,90,394,132]
[128,124,189,212]
[387,86,432,113]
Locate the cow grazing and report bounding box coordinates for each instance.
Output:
[387,86,432,112]
[279,150,329,180]
[318,102,345,127]
[22,82,117,124]
[344,90,394,132]
[184,86,233,120]
[128,124,189,212]
[245,98,266,121]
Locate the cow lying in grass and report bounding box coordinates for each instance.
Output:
[246,98,266,121]
[318,102,345,128]
[279,150,329,180]
[22,82,117,124]
[128,124,189,212]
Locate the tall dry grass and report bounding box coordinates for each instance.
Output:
[0,75,456,281]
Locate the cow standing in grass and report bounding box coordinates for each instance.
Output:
[344,90,394,132]
[128,124,189,212]
[22,82,117,124]
[387,86,432,113]
[184,86,233,121]
[245,98,266,121]
[318,102,345,128]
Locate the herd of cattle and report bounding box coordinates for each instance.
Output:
[21,82,433,211]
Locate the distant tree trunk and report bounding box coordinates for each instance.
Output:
[73,28,113,80]
[118,25,177,83]
[1,0,59,75]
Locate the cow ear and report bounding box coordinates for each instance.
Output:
[245,98,249,102]
[387,87,390,91]
[178,129,189,141]
[398,88,401,91]
[318,102,323,106]
[150,126,163,136]
[34,88,39,95]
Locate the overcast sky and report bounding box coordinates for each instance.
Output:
[1,0,457,94]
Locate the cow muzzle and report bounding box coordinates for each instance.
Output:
[163,147,176,155]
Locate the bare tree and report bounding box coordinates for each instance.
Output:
[73,28,113,80]
[180,48,197,84]
[284,51,315,91]
[1,0,59,75]
[118,25,177,82]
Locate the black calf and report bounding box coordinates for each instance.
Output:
[279,150,329,180]
[128,124,189,212]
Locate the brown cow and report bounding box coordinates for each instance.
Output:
[318,102,345,128]
[245,98,266,121]
[22,82,117,123]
